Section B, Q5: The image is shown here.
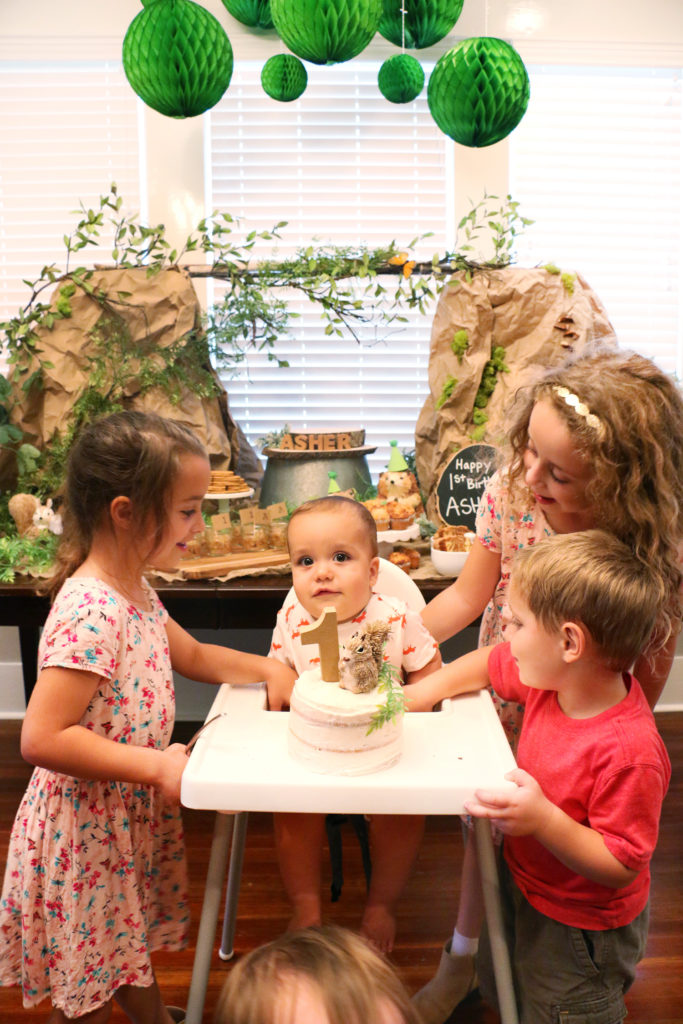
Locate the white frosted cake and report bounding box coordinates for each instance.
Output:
[288,669,403,776]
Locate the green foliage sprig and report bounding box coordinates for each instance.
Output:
[0,374,40,478]
[367,661,406,735]
[257,423,292,451]
[452,192,533,276]
[0,531,59,584]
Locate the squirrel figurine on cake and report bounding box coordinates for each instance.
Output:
[338,621,392,694]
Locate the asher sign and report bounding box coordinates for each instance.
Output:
[436,444,497,530]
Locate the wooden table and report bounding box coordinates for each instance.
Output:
[0,574,452,703]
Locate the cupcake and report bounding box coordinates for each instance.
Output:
[388,550,412,574]
[370,505,390,532]
[386,500,415,531]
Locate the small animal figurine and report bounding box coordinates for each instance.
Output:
[377,440,424,515]
[32,497,63,536]
[338,620,392,694]
[8,493,63,538]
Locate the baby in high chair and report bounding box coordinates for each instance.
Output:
[269,495,441,952]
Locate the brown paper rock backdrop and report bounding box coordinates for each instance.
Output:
[2,266,261,487]
[415,267,616,522]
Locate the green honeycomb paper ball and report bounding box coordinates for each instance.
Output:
[379,0,464,49]
[123,0,234,118]
[261,54,308,101]
[378,54,425,104]
[220,0,273,30]
[270,0,382,66]
[427,37,530,147]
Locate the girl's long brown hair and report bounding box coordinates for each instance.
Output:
[42,411,207,601]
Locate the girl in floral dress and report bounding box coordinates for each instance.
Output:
[0,411,295,1024]
[409,348,683,1024]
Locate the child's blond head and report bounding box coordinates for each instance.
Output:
[511,530,667,672]
[214,925,421,1024]
[506,348,683,643]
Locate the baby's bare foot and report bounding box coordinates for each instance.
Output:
[361,904,396,954]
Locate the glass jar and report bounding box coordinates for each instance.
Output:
[270,520,288,550]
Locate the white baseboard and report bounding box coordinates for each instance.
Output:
[658,653,683,711]
[1,661,27,718]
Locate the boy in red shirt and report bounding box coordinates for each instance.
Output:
[404,530,671,1023]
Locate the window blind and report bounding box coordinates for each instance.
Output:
[207,60,451,478]
[0,61,143,330]
[509,65,683,379]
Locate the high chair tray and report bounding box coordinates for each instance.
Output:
[181,684,516,816]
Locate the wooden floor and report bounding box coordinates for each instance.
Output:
[1,714,681,1024]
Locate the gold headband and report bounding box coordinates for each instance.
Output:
[552,385,604,438]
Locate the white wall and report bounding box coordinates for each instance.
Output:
[1,0,682,716]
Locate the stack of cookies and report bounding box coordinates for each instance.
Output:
[206,470,249,494]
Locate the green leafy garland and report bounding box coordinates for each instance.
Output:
[0,186,534,580]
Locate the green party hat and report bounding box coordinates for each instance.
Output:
[327,471,342,493]
[386,440,409,471]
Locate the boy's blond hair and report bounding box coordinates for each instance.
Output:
[214,924,421,1024]
[287,495,379,557]
[512,530,667,672]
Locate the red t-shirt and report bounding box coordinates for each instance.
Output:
[489,643,671,930]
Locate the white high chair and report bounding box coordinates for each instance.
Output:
[218,556,426,959]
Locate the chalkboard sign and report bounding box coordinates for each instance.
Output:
[436,444,498,531]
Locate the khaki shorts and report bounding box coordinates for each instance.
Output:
[477,852,649,1024]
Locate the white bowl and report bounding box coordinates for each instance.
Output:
[430,544,469,577]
